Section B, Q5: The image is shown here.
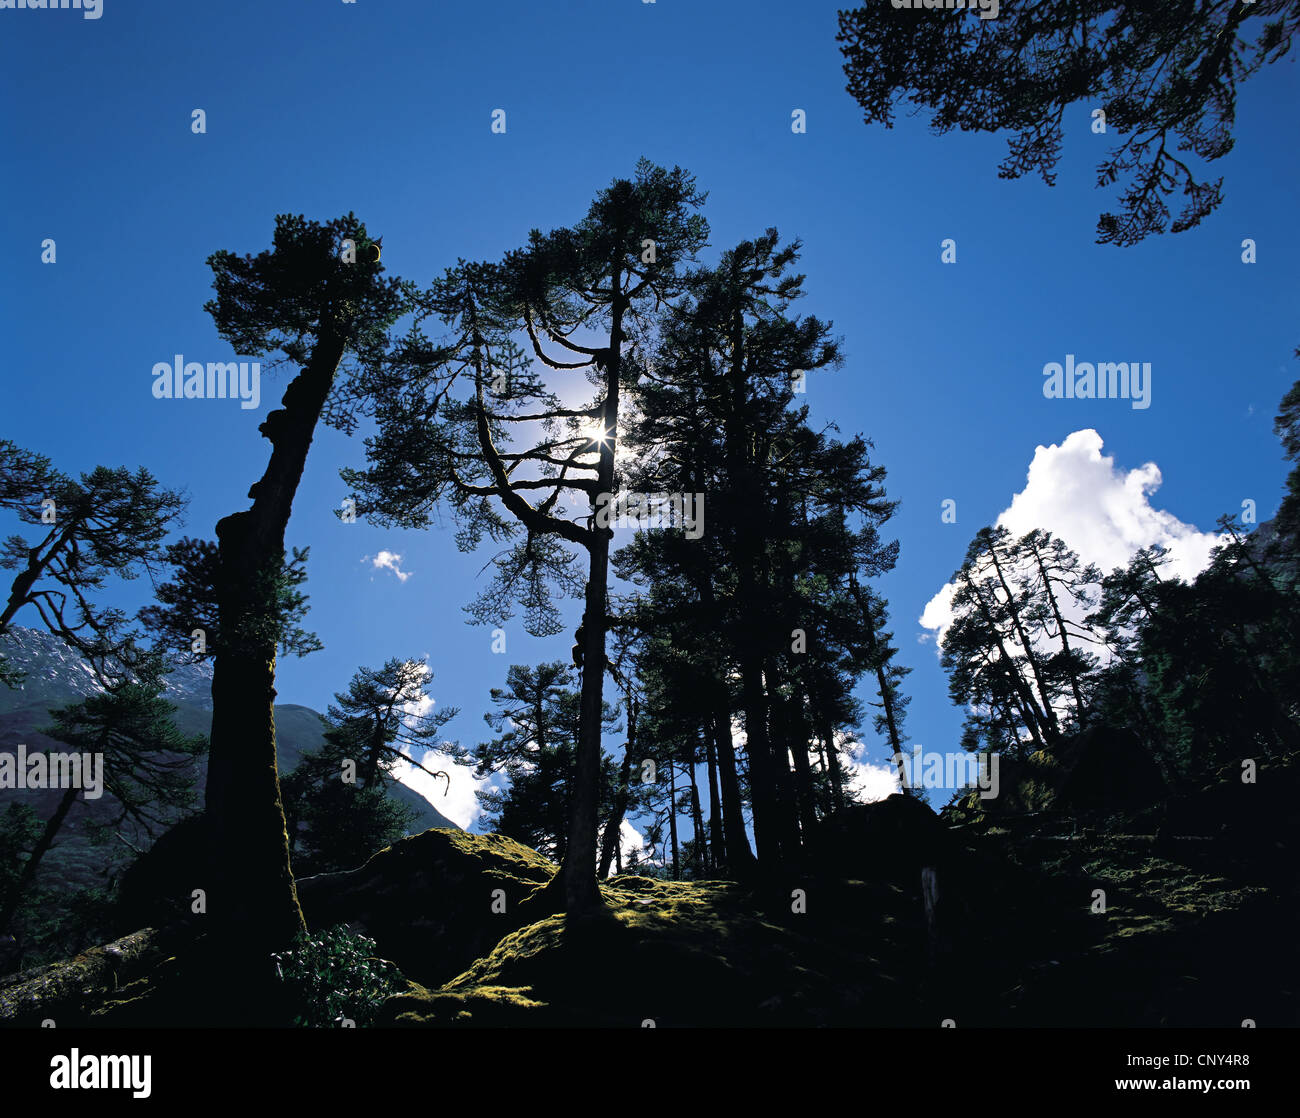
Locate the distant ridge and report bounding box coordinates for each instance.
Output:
[0,627,459,899]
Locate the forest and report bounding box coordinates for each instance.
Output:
[1,0,1297,1034]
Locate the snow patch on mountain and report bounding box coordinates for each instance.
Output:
[0,626,213,709]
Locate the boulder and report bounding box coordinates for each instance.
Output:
[295,829,556,988]
[812,793,957,881]
[116,820,556,990]
[113,814,210,934]
[1056,725,1166,815]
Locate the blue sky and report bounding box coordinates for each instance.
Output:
[3,1,1298,837]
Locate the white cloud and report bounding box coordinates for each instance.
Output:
[840,738,903,802]
[921,429,1222,645]
[389,746,489,831]
[400,689,435,722]
[367,550,413,582]
[614,819,645,872]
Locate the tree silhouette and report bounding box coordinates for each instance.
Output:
[280,730,417,877]
[616,229,905,864]
[837,1,1300,244]
[200,213,406,966]
[456,662,618,862]
[342,162,708,913]
[0,653,204,935]
[0,443,185,685]
[323,658,456,791]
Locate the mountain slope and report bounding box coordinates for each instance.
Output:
[0,628,458,901]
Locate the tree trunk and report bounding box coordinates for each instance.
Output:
[988,543,1060,741]
[362,725,385,789]
[702,722,724,872]
[712,705,755,872]
[557,284,624,914]
[967,573,1051,752]
[687,757,706,876]
[784,684,819,841]
[1026,541,1088,725]
[559,522,611,910]
[815,710,844,811]
[206,328,346,959]
[667,758,680,880]
[722,288,782,869]
[763,659,802,856]
[1,556,44,631]
[850,580,909,790]
[739,654,780,864]
[688,574,748,872]
[597,723,635,880]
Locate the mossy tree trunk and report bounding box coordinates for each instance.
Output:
[205,326,346,959]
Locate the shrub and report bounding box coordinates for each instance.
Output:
[272,925,402,1027]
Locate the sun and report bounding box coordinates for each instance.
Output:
[582,420,612,447]
[578,418,634,467]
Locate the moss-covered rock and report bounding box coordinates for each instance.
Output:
[380,874,924,1027]
[295,829,556,989]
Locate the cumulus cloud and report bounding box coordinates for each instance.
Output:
[400,689,435,721]
[615,820,646,871]
[389,746,490,831]
[921,429,1222,644]
[367,550,413,582]
[840,738,903,802]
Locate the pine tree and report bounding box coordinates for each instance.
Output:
[944,529,1057,756]
[200,213,406,964]
[617,229,905,863]
[0,654,205,934]
[341,163,708,913]
[837,1,1300,244]
[323,658,457,791]
[457,662,619,861]
[280,728,417,876]
[1018,529,1103,732]
[0,443,186,684]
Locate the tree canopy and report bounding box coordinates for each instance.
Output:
[838,0,1300,244]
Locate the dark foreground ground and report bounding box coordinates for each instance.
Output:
[2,754,1295,1028]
